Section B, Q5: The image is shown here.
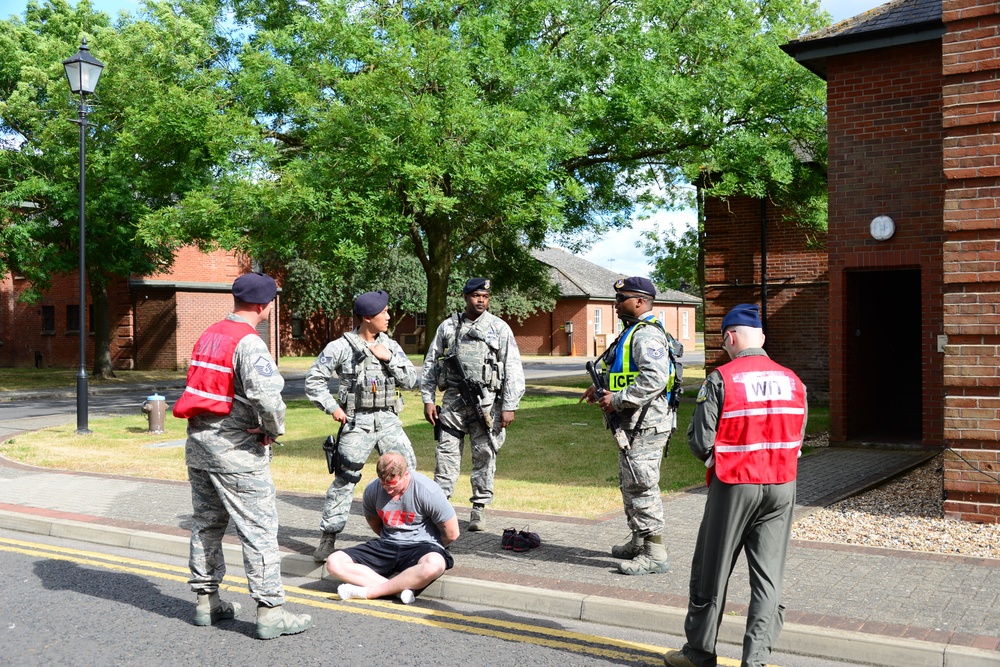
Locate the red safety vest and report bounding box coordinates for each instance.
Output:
[172,319,259,419]
[711,354,806,485]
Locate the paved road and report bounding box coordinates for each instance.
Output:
[0,528,856,667]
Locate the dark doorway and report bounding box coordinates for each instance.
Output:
[846,269,922,441]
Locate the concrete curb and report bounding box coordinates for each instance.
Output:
[2,509,993,667]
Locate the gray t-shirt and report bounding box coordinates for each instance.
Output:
[362,471,456,545]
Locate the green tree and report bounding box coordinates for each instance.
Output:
[139,0,828,331]
[0,0,259,375]
[643,224,700,293]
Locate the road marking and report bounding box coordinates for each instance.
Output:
[0,536,745,666]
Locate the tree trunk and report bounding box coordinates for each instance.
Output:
[90,280,116,379]
[423,223,455,341]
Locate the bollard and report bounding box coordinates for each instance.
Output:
[142,393,167,434]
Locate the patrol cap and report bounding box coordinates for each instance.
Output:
[613,276,656,298]
[354,290,389,317]
[463,277,491,294]
[232,272,277,304]
[721,303,762,332]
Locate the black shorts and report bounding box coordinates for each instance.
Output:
[342,539,454,576]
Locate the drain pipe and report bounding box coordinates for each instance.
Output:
[760,198,768,333]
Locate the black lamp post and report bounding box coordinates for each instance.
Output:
[63,38,105,435]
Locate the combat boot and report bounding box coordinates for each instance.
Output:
[193,591,241,626]
[611,532,643,559]
[618,536,669,576]
[468,504,486,532]
[312,531,337,562]
[255,604,313,640]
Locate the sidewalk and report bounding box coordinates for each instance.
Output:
[0,396,998,665]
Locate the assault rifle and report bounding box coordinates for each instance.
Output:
[586,360,631,452]
[586,360,637,481]
[444,354,498,453]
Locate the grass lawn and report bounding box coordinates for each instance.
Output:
[0,372,828,518]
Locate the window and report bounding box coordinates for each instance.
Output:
[594,307,603,334]
[41,305,55,333]
[682,310,689,339]
[659,309,665,323]
[291,315,305,339]
[416,312,427,327]
[66,305,80,332]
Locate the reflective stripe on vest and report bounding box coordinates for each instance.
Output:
[172,319,258,419]
[712,355,805,485]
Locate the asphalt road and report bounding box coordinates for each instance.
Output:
[0,529,853,667]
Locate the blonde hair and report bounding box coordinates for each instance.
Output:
[376,452,408,481]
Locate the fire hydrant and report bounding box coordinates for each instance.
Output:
[142,394,167,434]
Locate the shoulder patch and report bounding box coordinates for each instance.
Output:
[696,380,709,403]
[253,355,274,377]
[647,344,665,359]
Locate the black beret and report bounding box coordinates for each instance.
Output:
[232,272,277,304]
[613,276,656,298]
[722,303,762,332]
[354,290,389,317]
[463,277,491,294]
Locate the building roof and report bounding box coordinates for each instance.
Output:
[532,247,701,305]
[781,0,943,79]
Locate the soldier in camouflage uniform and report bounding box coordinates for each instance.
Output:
[306,290,419,562]
[420,277,525,532]
[581,277,677,575]
[176,272,312,639]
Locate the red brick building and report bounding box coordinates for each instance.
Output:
[0,247,279,370]
[783,0,1000,522]
[510,248,700,357]
[702,198,829,398]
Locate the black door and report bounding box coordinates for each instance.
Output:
[845,269,922,441]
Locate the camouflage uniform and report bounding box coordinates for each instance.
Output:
[420,311,525,506]
[185,313,286,607]
[305,331,418,535]
[602,313,676,539]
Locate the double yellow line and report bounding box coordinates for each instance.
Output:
[0,536,743,666]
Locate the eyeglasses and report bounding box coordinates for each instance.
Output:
[615,293,642,303]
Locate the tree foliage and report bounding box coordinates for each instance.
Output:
[0,0,260,374]
[138,0,828,331]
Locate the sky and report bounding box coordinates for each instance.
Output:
[1,0,888,278]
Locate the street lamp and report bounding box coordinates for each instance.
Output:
[63,38,105,435]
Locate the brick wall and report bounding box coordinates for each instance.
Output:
[703,196,829,394]
[826,39,946,444]
[941,0,1000,522]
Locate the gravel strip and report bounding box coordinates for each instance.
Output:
[792,453,1000,559]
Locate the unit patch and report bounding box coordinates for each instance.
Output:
[696,381,709,403]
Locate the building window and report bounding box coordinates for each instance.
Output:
[416,312,427,327]
[291,315,305,339]
[659,309,665,323]
[41,305,55,333]
[594,307,603,334]
[66,305,80,332]
[682,310,689,339]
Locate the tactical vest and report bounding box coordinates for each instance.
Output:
[173,319,257,419]
[337,331,402,417]
[603,315,675,400]
[436,313,503,391]
[712,354,806,485]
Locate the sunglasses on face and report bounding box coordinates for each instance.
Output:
[615,293,643,303]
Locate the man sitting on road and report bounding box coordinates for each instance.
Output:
[326,452,459,604]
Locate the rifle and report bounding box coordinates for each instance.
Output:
[586,360,637,481]
[444,354,498,453]
[322,422,345,475]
